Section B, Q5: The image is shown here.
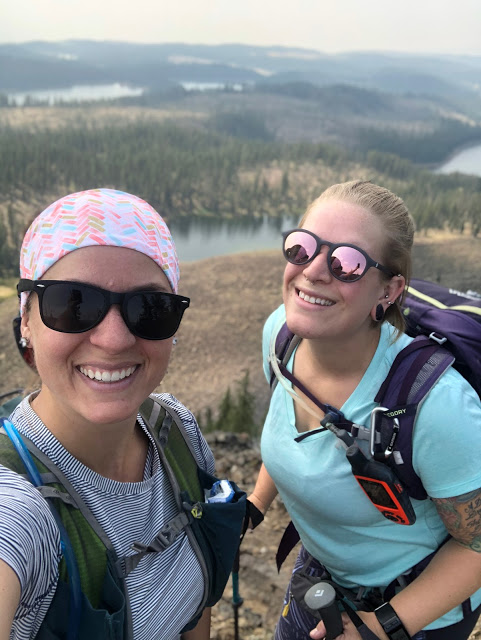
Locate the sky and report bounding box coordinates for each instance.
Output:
[1,0,481,57]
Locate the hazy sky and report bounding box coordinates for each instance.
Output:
[2,0,481,56]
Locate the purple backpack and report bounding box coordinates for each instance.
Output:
[271,279,481,503]
[402,278,481,397]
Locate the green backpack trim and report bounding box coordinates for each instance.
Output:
[0,429,109,609]
[140,396,204,503]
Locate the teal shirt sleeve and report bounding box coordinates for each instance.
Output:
[412,367,481,498]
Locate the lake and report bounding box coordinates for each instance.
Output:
[435,142,481,177]
[169,214,298,263]
[7,81,243,105]
[8,83,144,106]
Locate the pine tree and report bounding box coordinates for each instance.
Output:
[230,371,257,435]
[216,387,235,432]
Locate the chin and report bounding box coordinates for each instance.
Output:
[79,401,140,426]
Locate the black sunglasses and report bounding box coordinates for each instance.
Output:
[18,279,190,340]
[282,229,396,282]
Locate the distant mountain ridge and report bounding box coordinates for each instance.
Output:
[1,40,481,102]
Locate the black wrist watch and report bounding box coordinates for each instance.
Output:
[374,603,411,640]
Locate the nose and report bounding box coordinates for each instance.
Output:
[89,305,137,352]
[302,246,332,283]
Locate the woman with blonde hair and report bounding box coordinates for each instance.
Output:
[250,180,481,639]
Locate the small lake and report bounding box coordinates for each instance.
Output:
[6,81,243,105]
[180,82,243,92]
[7,83,144,106]
[169,215,298,263]
[435,142,481,177]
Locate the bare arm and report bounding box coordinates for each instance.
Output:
[182,607,211,640]
[311,487,481,640]
[248,463,278,516]
[0,558,21,640]
[387,488,481,634]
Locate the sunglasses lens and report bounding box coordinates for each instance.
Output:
[284,231,317,264]
[330,247,367,281]
[125,292,186,340]
[42,283,106,332]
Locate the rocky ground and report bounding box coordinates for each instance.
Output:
[206,431,296,640]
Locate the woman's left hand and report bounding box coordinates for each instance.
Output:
[309,611,389,640]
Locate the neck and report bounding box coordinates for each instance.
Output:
[30,390,149,482]
[301,324,382,380]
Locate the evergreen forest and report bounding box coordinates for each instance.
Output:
[1,107,480,278]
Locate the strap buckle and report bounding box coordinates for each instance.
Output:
[429,331,447,345]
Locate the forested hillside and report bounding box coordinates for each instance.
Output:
[0,106,480,277]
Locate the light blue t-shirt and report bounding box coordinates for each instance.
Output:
[261,305,481,629]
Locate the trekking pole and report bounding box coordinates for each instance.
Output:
[231,547,243,640]
[304,581,343,640]
[231,499,263,640]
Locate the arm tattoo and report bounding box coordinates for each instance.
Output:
[433,488,481,552]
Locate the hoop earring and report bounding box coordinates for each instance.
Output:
[375,304,385,322]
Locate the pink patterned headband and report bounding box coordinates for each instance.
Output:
[20,188,179,314]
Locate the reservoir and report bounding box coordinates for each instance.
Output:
[7,83,144,106]
[435,142,481,177]
[169,214,298,263]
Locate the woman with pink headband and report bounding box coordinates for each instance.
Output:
[0,188,239,640]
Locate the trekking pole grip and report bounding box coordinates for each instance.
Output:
[304,581,343,640]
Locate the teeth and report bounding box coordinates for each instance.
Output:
[298,290,334,306]
[79,366,137,382]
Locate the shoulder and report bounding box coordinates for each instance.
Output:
[0,465,61,592]
[262,305,287,377]
[149,393,215,474]
[381,322,413,358]
[412,364,481,497]
[419,362,480,420]
[262,304,286,343]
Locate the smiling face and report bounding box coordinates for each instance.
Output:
[283,198,394,343]
[21,245,175,430]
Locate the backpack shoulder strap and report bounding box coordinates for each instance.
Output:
[0,421,121,609]
[0,391,24,418]
[269,322,300,390]
[139,396,210,628]
[374,335,455,500]
[140,395,203,502]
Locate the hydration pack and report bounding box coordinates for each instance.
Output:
[402,278,481,397]
[0,395,246,640]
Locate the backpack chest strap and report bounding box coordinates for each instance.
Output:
[115,511,192,578]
